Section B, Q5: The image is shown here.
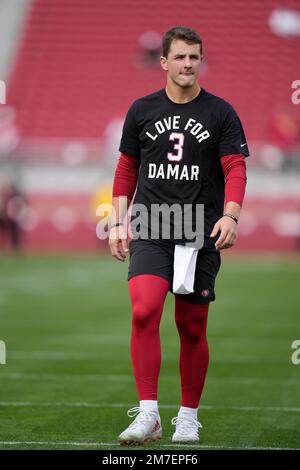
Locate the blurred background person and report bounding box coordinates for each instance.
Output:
[0,173,26,252]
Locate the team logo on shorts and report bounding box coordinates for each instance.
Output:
[201,289,210,298]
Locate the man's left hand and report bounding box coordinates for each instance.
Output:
[210,216,238,250]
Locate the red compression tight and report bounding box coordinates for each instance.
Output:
[174,296,209,408]
[129,275,170,400]
[129,274,210,408]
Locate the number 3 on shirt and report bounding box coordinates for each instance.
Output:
[167,132,184,162]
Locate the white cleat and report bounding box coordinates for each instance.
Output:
[118,406,162,446]
[171,415,202,443]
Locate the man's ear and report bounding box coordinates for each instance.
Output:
[160,56,168,71]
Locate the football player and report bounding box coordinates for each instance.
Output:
[109,26,248,445]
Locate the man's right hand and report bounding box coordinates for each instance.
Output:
[108,225,129,262]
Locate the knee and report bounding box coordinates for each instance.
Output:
[175,316,206,344]
[132,302,160,332]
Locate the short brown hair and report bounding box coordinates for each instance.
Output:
[162,26,202,58]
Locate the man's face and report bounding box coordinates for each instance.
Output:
[160,39,202,88]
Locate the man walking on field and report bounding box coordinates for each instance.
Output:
[109,26,248,445]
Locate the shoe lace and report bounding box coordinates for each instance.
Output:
[171,415,202,436]
[127,407,157,428]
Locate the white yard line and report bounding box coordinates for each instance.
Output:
[0,440,298,450]
[3,351,293,364]
[0,401,299,413]
[1,372,299,385]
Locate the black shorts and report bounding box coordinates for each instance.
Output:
[128,239,221,304]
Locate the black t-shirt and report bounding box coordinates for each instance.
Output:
[119,87,249,249]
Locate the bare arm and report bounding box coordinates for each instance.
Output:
[109,196,132,262]
[108,153,139,261]
[210,201,240,250]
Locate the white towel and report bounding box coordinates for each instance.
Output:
[172,245,198,294]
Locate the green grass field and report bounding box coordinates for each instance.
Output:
[0,253,299,450]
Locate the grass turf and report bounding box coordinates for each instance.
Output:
[0,252,299,450]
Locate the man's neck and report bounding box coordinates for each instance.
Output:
[165,81,201,104]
